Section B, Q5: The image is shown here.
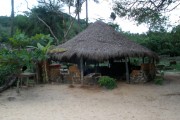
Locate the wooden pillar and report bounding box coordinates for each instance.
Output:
[152,58,155,64]
[125,58,130,83]
[148,57,151,63]
[142,57,145,63]
[95,62,99,73]
[80,57,84,85]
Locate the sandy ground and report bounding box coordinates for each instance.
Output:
[0,72,180,120]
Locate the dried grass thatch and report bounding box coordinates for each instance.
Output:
[50,21,159,62]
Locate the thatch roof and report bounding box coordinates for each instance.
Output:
[50,21,159,62]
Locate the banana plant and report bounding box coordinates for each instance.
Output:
[28,39,53,83]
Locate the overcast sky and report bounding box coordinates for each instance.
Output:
[0,0,179,33]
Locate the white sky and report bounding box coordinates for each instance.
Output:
[0,0,179,33]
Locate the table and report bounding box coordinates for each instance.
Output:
[16,72,36,93]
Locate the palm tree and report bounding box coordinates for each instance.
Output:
[85,0,88,26]
[85,0,99,26]
[11,0,14,36]
[76,0,81,23]
[62,0,75,20]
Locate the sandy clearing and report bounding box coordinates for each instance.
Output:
[0,72,180,120]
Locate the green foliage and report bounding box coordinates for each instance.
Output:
[108,22,122,32]
[154,78,163,85]
[171,63,180,71]
[113,0,179,30]
[0,30,9,43]
[154,71,164,85]
[0,49,34,68]
[175,64,180,71]
[0,65,19,86]
[9,30,30,48]
[0,16,11,27]
[124,25,180,56]
[28,35,53,61]
[98,76,117,89]
[110,12,116,20]
[0,49,30,86]
[0,21,10,43]
[0,33,54,86]
[0,5,87,43]
[30,34,54,46]
[14,15,29,31]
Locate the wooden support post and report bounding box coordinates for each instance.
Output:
[125,58,130,83]
[152,58,155,63]
[80,57,84,85]
[142,57,145,63]
[148,57,151,63]
[95,62,99,73]
[16,79,20,93]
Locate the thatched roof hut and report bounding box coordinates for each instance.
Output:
[50,21,159,83]
[50,21,158,62]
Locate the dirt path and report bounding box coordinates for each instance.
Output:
[0,72,180,120]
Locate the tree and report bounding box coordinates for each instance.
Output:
[123,25,180,56]
[28,0,86,43]
[170,25,180,56]
[85,0,99,26]
[0,16,11,42]
[11,0,14,36]
[113,0,180,30]
[29,39,53,83]
[0,49,28,91]
[62,0,75,20]
[9,30,30,49]
[110,12,116,21]
[25,0,62,44]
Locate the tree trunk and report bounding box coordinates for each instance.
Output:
[77,0,80,23]
[37,62,43,83]
[44,60,49,83]
[35,62,41,84]
[86,0,88,26]
[10,0,14,36]
[68,4,72,21]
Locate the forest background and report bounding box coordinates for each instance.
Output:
[0,0,180,88]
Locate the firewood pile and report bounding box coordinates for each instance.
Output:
[130,63,156,83]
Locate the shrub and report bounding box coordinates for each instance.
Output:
[98,76,117,89]
[154,78,163,85]
[174,63,180,71]
[154,71,164,85]
[0,65,19,86]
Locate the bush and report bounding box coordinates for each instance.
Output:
[0,65,19,86]
[154,78,163,85]
[154,71,164,85]
[174,63,180,71]
[98,76,117,89]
